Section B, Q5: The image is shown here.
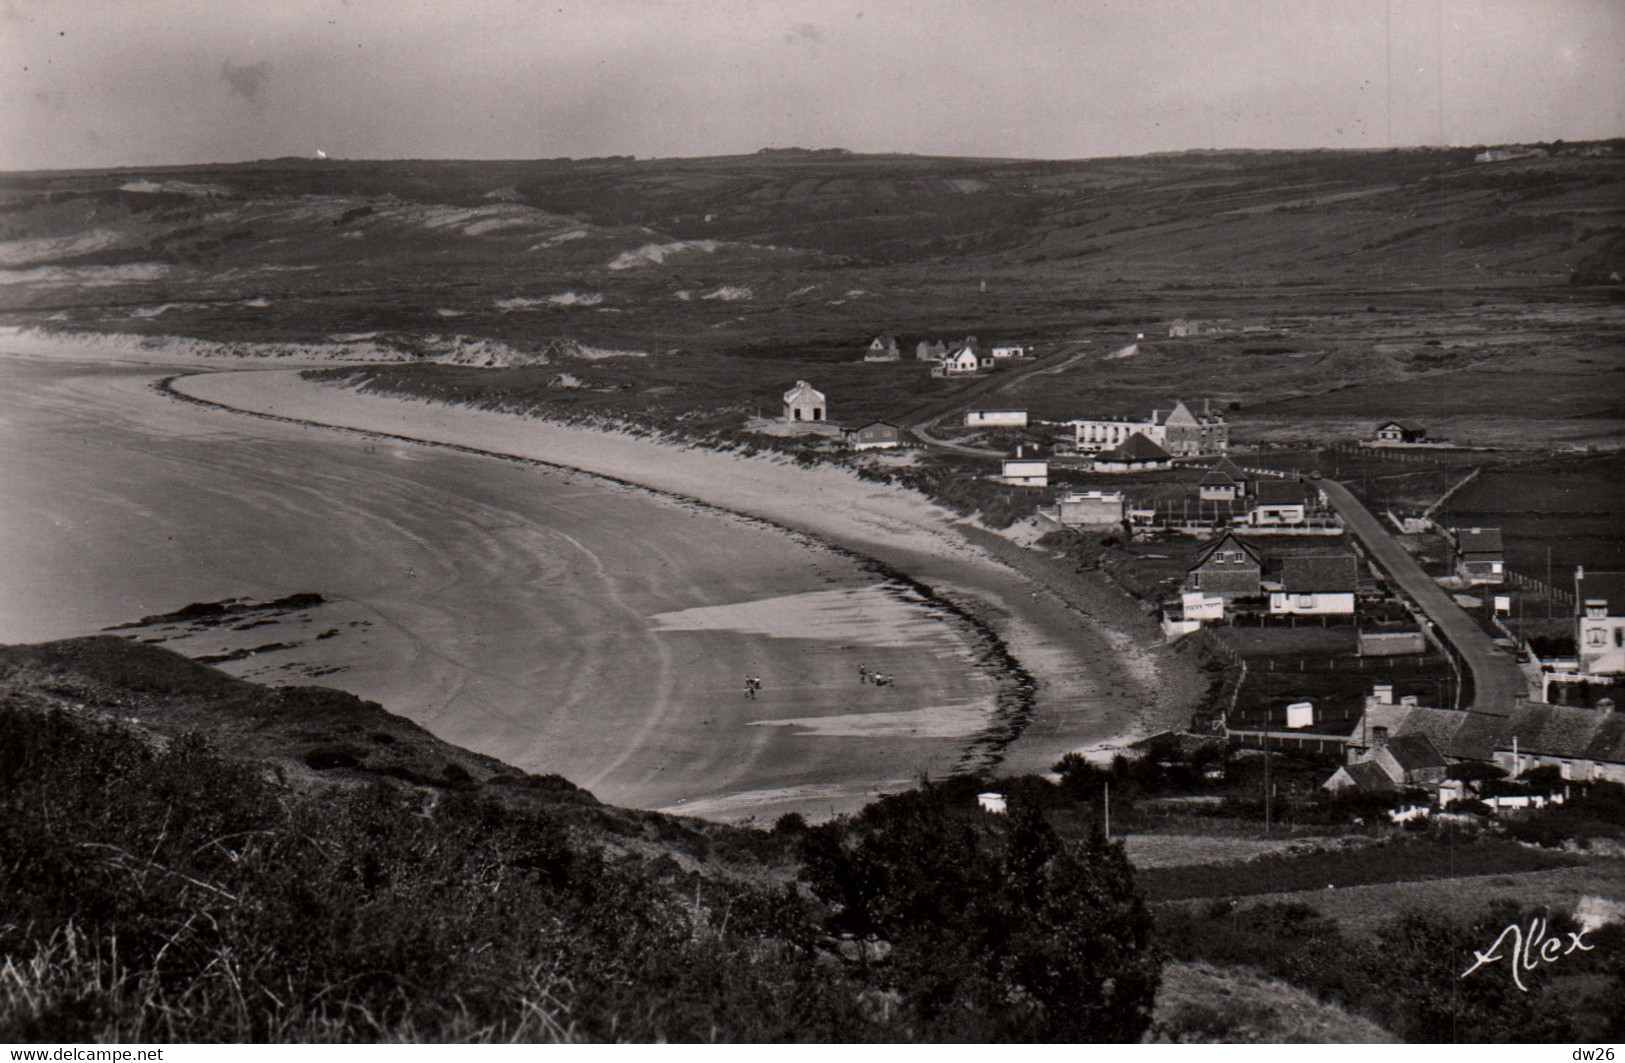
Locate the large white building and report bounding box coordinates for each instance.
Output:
[1576,567,1625,676]
[1061,400,1227,456]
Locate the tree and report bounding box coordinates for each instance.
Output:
[798,787,1160,1041]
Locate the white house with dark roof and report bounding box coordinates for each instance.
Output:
[1268,554,1358,615]
[1452,527,1505,585]
[1249,480,1311,525]
[1002,447,1048,487]
[782,380,826,423]
[939,346,981,377]
[1372,420,1427,445]
[1198,468,1240,501]
[1575,567,1625,676]
[864,335,901,362]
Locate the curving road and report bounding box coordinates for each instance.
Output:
[1316,476,1526,715]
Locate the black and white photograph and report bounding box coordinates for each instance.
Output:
[1,0,1623,1046]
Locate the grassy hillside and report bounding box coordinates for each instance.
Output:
[0,636,1158,1043]
[2,146,1621,445]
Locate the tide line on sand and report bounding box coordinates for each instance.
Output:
[162,367,1178,772]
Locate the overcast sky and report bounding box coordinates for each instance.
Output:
[3,0,1621,170]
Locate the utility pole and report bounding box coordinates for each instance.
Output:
[1103,780,1111,841]
[1547,543,1554,620]
[1263,730,1272,834]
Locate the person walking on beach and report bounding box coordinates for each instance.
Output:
[859,663,869,685]
[745,675,757,700]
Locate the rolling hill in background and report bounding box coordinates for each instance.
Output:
[1,145,1622,438]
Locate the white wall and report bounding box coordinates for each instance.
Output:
[1269,591,1355,615]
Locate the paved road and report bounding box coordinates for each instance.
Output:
[1317,476,1526,715]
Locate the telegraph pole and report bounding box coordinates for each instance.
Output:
[1263,729,1272,834]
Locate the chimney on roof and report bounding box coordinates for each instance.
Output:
[1373,684,1394,705]
[1372,726,1389,749]
[1400,695,1419,707]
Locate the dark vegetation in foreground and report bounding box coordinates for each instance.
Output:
[0,638,1156,1043]
[1157,900,1625,1043]
[6,637,1625,1042]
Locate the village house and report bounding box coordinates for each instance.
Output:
[1167,319,1203,338]
[1372,419,1427,445]
[1267,553,1358,616]
[1324,726,1450,793]
[1198,468,1241,501]
[1451,527,1505,585]
[1056,490,1125,528]
[1575,567,1625,676]
[782,380,826,423]
[1184,531,1263,600]
[843,421,903,451]
[990,344,1029,360]
[938,345,981,377]
[1094,432,1173,473]
[965,409,1028,428]
[915,339,947,362]
[864,335,901,362]
[1249,480,1311,525]
[1161,400,1229,456]
[1002,447,1048,487]
[1493,698,1625,784]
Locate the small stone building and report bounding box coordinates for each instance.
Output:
[783,380,827,423]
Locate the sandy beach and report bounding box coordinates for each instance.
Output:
[0,333,1199,821]
[172,368,1199,768]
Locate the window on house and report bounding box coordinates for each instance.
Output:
[1616,628,1623,648]
[1298,594,1314,608]
[1189,573,1200,589]
[1588,605,1606,619]
[1588,628,1606,646]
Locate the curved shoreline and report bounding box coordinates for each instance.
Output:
[156,370,1043,775]
[160,365,1195,778]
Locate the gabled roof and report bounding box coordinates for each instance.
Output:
[783,380,825,403]
[1497,703,1625,764]
[1199,470,1238,486]
[1454,527,1504,554]
[1379,419,1425,432]
[1099,432,1172,462]
[1210,456,1249,481]
[1340,761,1397,792]
[871,334,898,347]
[1164,400,1198,426]
[1385,733,1447,773]
[1277,554,1358,594]
[1577,571,1625,615]
[843,420,899,433]
[1356,703,1498,761]
[1189,531,1263,571]
[1253,480,1308,506]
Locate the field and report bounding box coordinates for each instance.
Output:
[2,146,1622,452]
